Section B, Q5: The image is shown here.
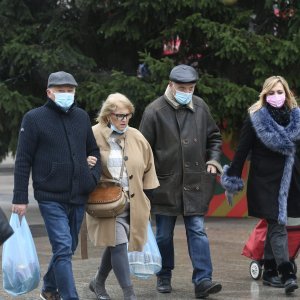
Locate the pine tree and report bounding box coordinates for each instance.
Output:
[0,0,299,160]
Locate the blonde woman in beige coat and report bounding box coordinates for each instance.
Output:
[86,93,159,300]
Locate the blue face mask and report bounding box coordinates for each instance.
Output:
[110,124,128,134]
[54,93,74,111]
[175,90,193,105]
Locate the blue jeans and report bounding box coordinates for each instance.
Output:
[38,201,85,300]
[156,214,213,285]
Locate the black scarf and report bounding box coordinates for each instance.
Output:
[266,103,291,127]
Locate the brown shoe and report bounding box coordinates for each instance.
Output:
[40,290,61,300]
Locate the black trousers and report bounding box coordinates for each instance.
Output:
[264,219,289,266]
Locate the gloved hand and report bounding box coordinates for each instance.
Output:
[225,191,234,206]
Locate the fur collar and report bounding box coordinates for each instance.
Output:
[250,107,300,156]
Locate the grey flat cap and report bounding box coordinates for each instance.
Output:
[169,64,199,83]
[47,71,78,87]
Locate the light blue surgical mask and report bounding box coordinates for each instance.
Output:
[54,93,75,111]
[175,90,193,105]
[110,124,128,134]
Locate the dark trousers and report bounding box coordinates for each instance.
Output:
[264,219,289,266]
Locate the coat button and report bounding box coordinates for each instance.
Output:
[124,156,128,161]
[196,186,200,190]
[184,162,190,168]
[182,139,189,144]
[129,175,133,179]
[131,193,135,198]
[195,162,199,166]
[194,138,197,142]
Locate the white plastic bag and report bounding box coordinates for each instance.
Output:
[2,213,40,296]
[128,222,162,279]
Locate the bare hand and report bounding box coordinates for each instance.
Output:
[12,204,28,216]
[87,156,97,168]
[207,165,217,174]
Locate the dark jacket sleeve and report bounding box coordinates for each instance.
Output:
[86,116,101,185]
[205,107,222,163]
[139,106,156,148]
[226,116,255,177]
[13,113,38,204]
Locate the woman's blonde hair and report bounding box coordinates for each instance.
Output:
[248,76,298,114]
[96,93,135,124]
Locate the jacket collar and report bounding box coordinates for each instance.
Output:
[250,106,300,156]
[164,85,194,111]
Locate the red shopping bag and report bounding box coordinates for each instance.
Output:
[242,219,267,261]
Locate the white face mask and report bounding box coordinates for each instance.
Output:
[54,93,74,111]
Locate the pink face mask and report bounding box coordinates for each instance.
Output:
[266,94,286,108]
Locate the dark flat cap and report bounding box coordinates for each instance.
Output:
[47,71,78,87]
[169,64,199,83]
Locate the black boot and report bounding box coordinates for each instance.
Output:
[194,280,222,299]
[278,261,298,295]
[262,259,283,288]
[156,277,172,293]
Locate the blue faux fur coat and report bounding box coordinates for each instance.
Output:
[221,106,300,224]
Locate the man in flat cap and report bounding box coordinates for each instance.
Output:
[140,65,222,299]
[12,71,101,300]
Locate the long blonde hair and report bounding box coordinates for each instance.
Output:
[96,93,135,124]
[248,76,298,114]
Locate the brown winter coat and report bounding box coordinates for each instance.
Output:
[86,124,159,251]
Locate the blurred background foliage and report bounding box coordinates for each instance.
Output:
[0,0,299,160]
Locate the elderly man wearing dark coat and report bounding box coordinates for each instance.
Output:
[139,65,222,299]
[221,75,300,296]
[12,71,101,300]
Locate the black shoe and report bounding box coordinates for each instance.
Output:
[262,272,284,288]
[156,277,172,293]
[284,278,298,295]
[195,280,222,299]
[89,279,111,300]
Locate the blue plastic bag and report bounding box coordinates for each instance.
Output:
[2,213,40,296]
[128,222,162,279]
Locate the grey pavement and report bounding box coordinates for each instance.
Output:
[0,156,299,299]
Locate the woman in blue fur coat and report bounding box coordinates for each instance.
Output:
[221,76,300,295]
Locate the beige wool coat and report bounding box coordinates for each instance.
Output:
[86,123,159,251]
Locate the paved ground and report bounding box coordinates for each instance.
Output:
[0,157,299,299]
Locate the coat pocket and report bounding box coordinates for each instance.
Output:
[151,173,178,206]
[183,172,216,214]
[34,162,72,193]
